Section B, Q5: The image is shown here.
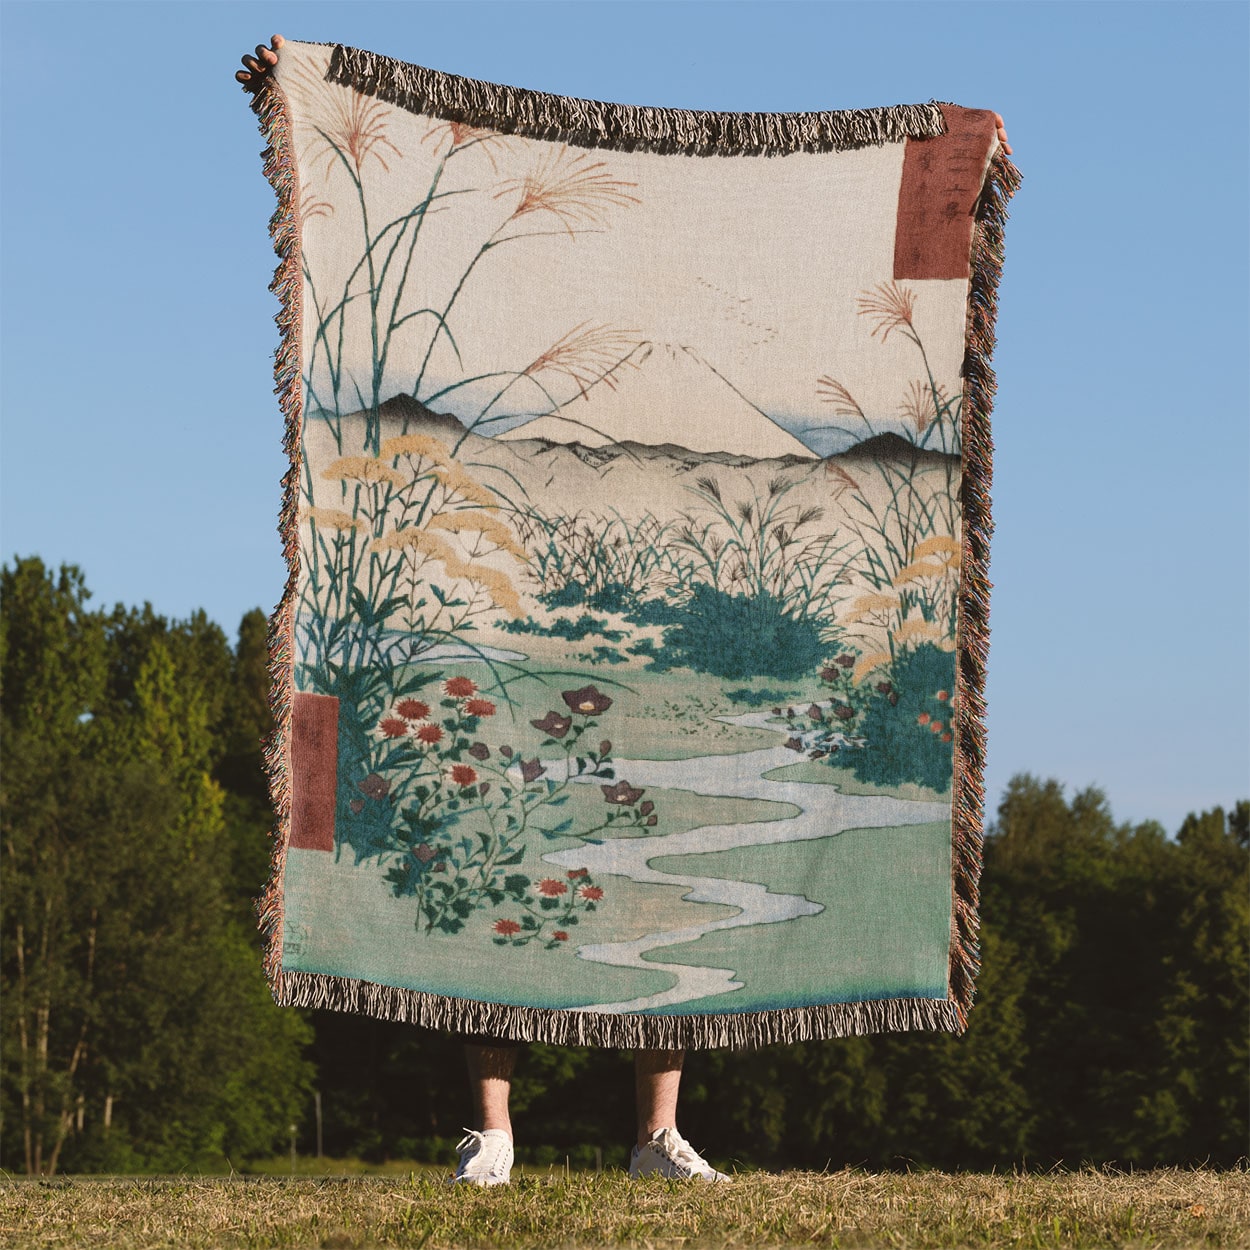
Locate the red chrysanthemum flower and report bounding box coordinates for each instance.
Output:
[465,698,496,717]
[917,712,931,726]
[578,885,604,902]
[552,931,569,941]
[396,699,431,721]
[929,721,943,735]
[379,717,409,739]
[936,690,950,702]
[414,722,444,746]
[448,764,478,788]
[494,918,522,936]
[537,878,568,897]
[941,732,953,742]
[445,676,478,697]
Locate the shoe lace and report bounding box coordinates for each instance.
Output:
[456,1127,508,1175]
[662,1129,710,1175]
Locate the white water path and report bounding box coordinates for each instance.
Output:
[539,709,950,1014]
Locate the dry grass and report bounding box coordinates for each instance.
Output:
[1,1166,1247,1248]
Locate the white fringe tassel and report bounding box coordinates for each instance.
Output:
[327,43,948,157]
[276,968,962,1051]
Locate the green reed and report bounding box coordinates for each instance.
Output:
[816,288,965,652]
[670,474,855,635]
[509,509,684,601]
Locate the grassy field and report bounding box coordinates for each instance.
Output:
[2,1166,1247,1248]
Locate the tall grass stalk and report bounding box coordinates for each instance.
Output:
[816,282,964,656]
[672,475,855,634]
[509,509,684,600]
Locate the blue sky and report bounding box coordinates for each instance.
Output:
[2,0,1246,836]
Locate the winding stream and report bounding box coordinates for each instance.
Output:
[540,709,950,1014]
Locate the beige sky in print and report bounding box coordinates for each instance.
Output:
[282,44,969,456]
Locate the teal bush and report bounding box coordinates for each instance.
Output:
[849,641,956,792]
[726,687,801,707]
[541,581,684,626]
[661,586,824,680]
[502,613,626,642]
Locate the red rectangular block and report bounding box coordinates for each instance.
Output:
[894,104,999,280]
[290,691,339,852]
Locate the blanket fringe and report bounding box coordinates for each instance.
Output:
[326,43,947,156]
[950,147,1023,1030]
[248,75,305,995]
[275,968,961,1050]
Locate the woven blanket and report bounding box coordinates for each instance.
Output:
[249,41,1020,1049]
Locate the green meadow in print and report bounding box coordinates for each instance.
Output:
[272,42,983,1019]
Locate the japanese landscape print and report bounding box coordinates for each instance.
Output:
[259,43,1010,1043]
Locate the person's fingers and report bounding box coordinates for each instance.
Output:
[238,37,283,88]
[991,112,1012,155]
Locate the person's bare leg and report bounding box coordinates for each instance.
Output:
[464,1044,517,1138]
[635,1048,684,1146]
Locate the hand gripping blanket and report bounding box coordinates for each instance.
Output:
[248,41,1021,1049]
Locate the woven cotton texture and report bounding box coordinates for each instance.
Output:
[248,40,1021,1049]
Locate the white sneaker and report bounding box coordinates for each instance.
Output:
[629,1127,730,1180]
[452,1127,513,1186]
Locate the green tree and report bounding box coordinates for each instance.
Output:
[682,921,1032,1171]
[1138,803,1249,1162]
[215,608,278,927]
[0,558,109,1173]
[979,775,1248,1166]
[0,559,313,1173]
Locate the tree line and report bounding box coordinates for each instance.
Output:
[1,556,1245,1174]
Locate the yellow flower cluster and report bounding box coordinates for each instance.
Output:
[301,507,363,531]
[427,510,529,560]
[842,592,900,624]
[433,463,500,509]
[851,651,893,686]
[913,535,960,563]
[321,456,406,488]
[379,433,452,465]
[891,617,942,645]
[369,526,523,617]
[459,564,523,616]
[369,528,458,564]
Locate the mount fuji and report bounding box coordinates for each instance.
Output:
[498,342,816,461]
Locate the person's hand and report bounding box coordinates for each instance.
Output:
[236,34,284,90]
[994,113,1012,156]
